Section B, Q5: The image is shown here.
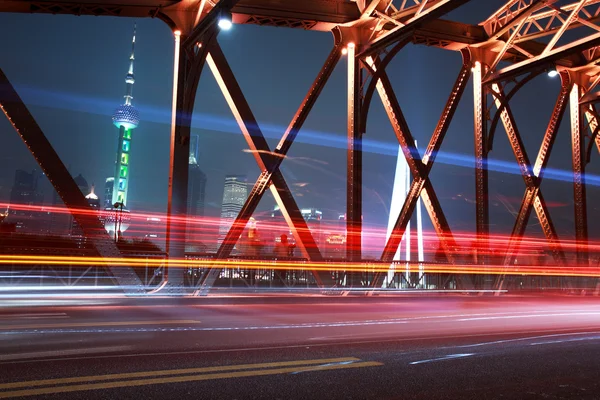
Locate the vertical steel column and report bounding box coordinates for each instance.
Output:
[164,28,215,294]
[570,82,588,266]
[472,61,489,271]
[165,30,187,293]
[347,42,362,263]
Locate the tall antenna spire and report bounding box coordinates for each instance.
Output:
[124,23,136,106]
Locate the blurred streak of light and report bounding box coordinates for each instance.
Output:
[13,86,599,186]
[0,255,599,277]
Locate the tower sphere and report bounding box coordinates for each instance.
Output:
[112,104,139,130]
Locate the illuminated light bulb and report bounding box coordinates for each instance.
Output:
[218,10,233,30]
[348,42,356,49]
[548,69,558,78]
[342,48,348,55]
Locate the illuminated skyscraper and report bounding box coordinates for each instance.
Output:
[188,135,207,220]
[218,175,247,248]
[103,24,139,235]
[187,135,207,251]
[103,177,114,209]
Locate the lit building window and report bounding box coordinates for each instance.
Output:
[118,178,127,190]
[123,130,132,140]
[121,153,129,165]
[120,166,128,178]
[122,140,130,152]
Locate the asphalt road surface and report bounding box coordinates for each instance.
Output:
[1,295,600,399]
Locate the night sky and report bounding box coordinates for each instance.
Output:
[1,1,599,255]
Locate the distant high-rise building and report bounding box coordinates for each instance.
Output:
[269,206,324,254]
[85,185,101,209]
[187,134,207,251]
[71,183,101,242]
[73,174,89,196]
[8,169,44,231]
[218,175,247,249]
[104,177,114,209]
[69,174,89,236]
[103,24,139,236]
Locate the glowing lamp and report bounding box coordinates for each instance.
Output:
[548,69,558,78]
[341,48,348,55]
[218,10,233,30]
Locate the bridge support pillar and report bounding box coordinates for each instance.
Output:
[163,25,218,295]
[346,41,362,269]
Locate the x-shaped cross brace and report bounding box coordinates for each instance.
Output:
[364,55,471,266]
[196,41,342,292]
[489,78,571,265]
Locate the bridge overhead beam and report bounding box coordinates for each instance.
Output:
[359,0,470,58]
[485,31,600,84]
[0,67,145,295]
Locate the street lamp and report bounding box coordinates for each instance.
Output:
[548,69,558,78]
[218,10,233,30]
[113,201,124,242]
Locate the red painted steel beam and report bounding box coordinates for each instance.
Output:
[472,60,489,270]
[570,81,589,265]
[490,80,570,266]
[485,31,600,84]
[359,0,470,58]
[347,43,362,264]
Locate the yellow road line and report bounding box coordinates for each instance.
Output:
[0,320,201,330]
[0,361,382,398]
[0,357,360,389]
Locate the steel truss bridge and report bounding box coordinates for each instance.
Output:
[2,0,600,295]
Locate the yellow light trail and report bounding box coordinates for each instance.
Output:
[1,255,599,278]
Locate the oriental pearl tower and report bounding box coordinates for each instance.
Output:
[103,24,139,236]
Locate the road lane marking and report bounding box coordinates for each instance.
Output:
[4,327,599,366]
[0,313,68,320]
[0,359,382,398]
[0,346,133,362]
[0,320,201,330]
[0,357,361,389]
[456,312,600,321]
[409,353,474,365]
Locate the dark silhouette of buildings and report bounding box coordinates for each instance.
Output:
[8,169,44,232]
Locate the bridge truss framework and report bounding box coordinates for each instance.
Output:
[2,0,600,294]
